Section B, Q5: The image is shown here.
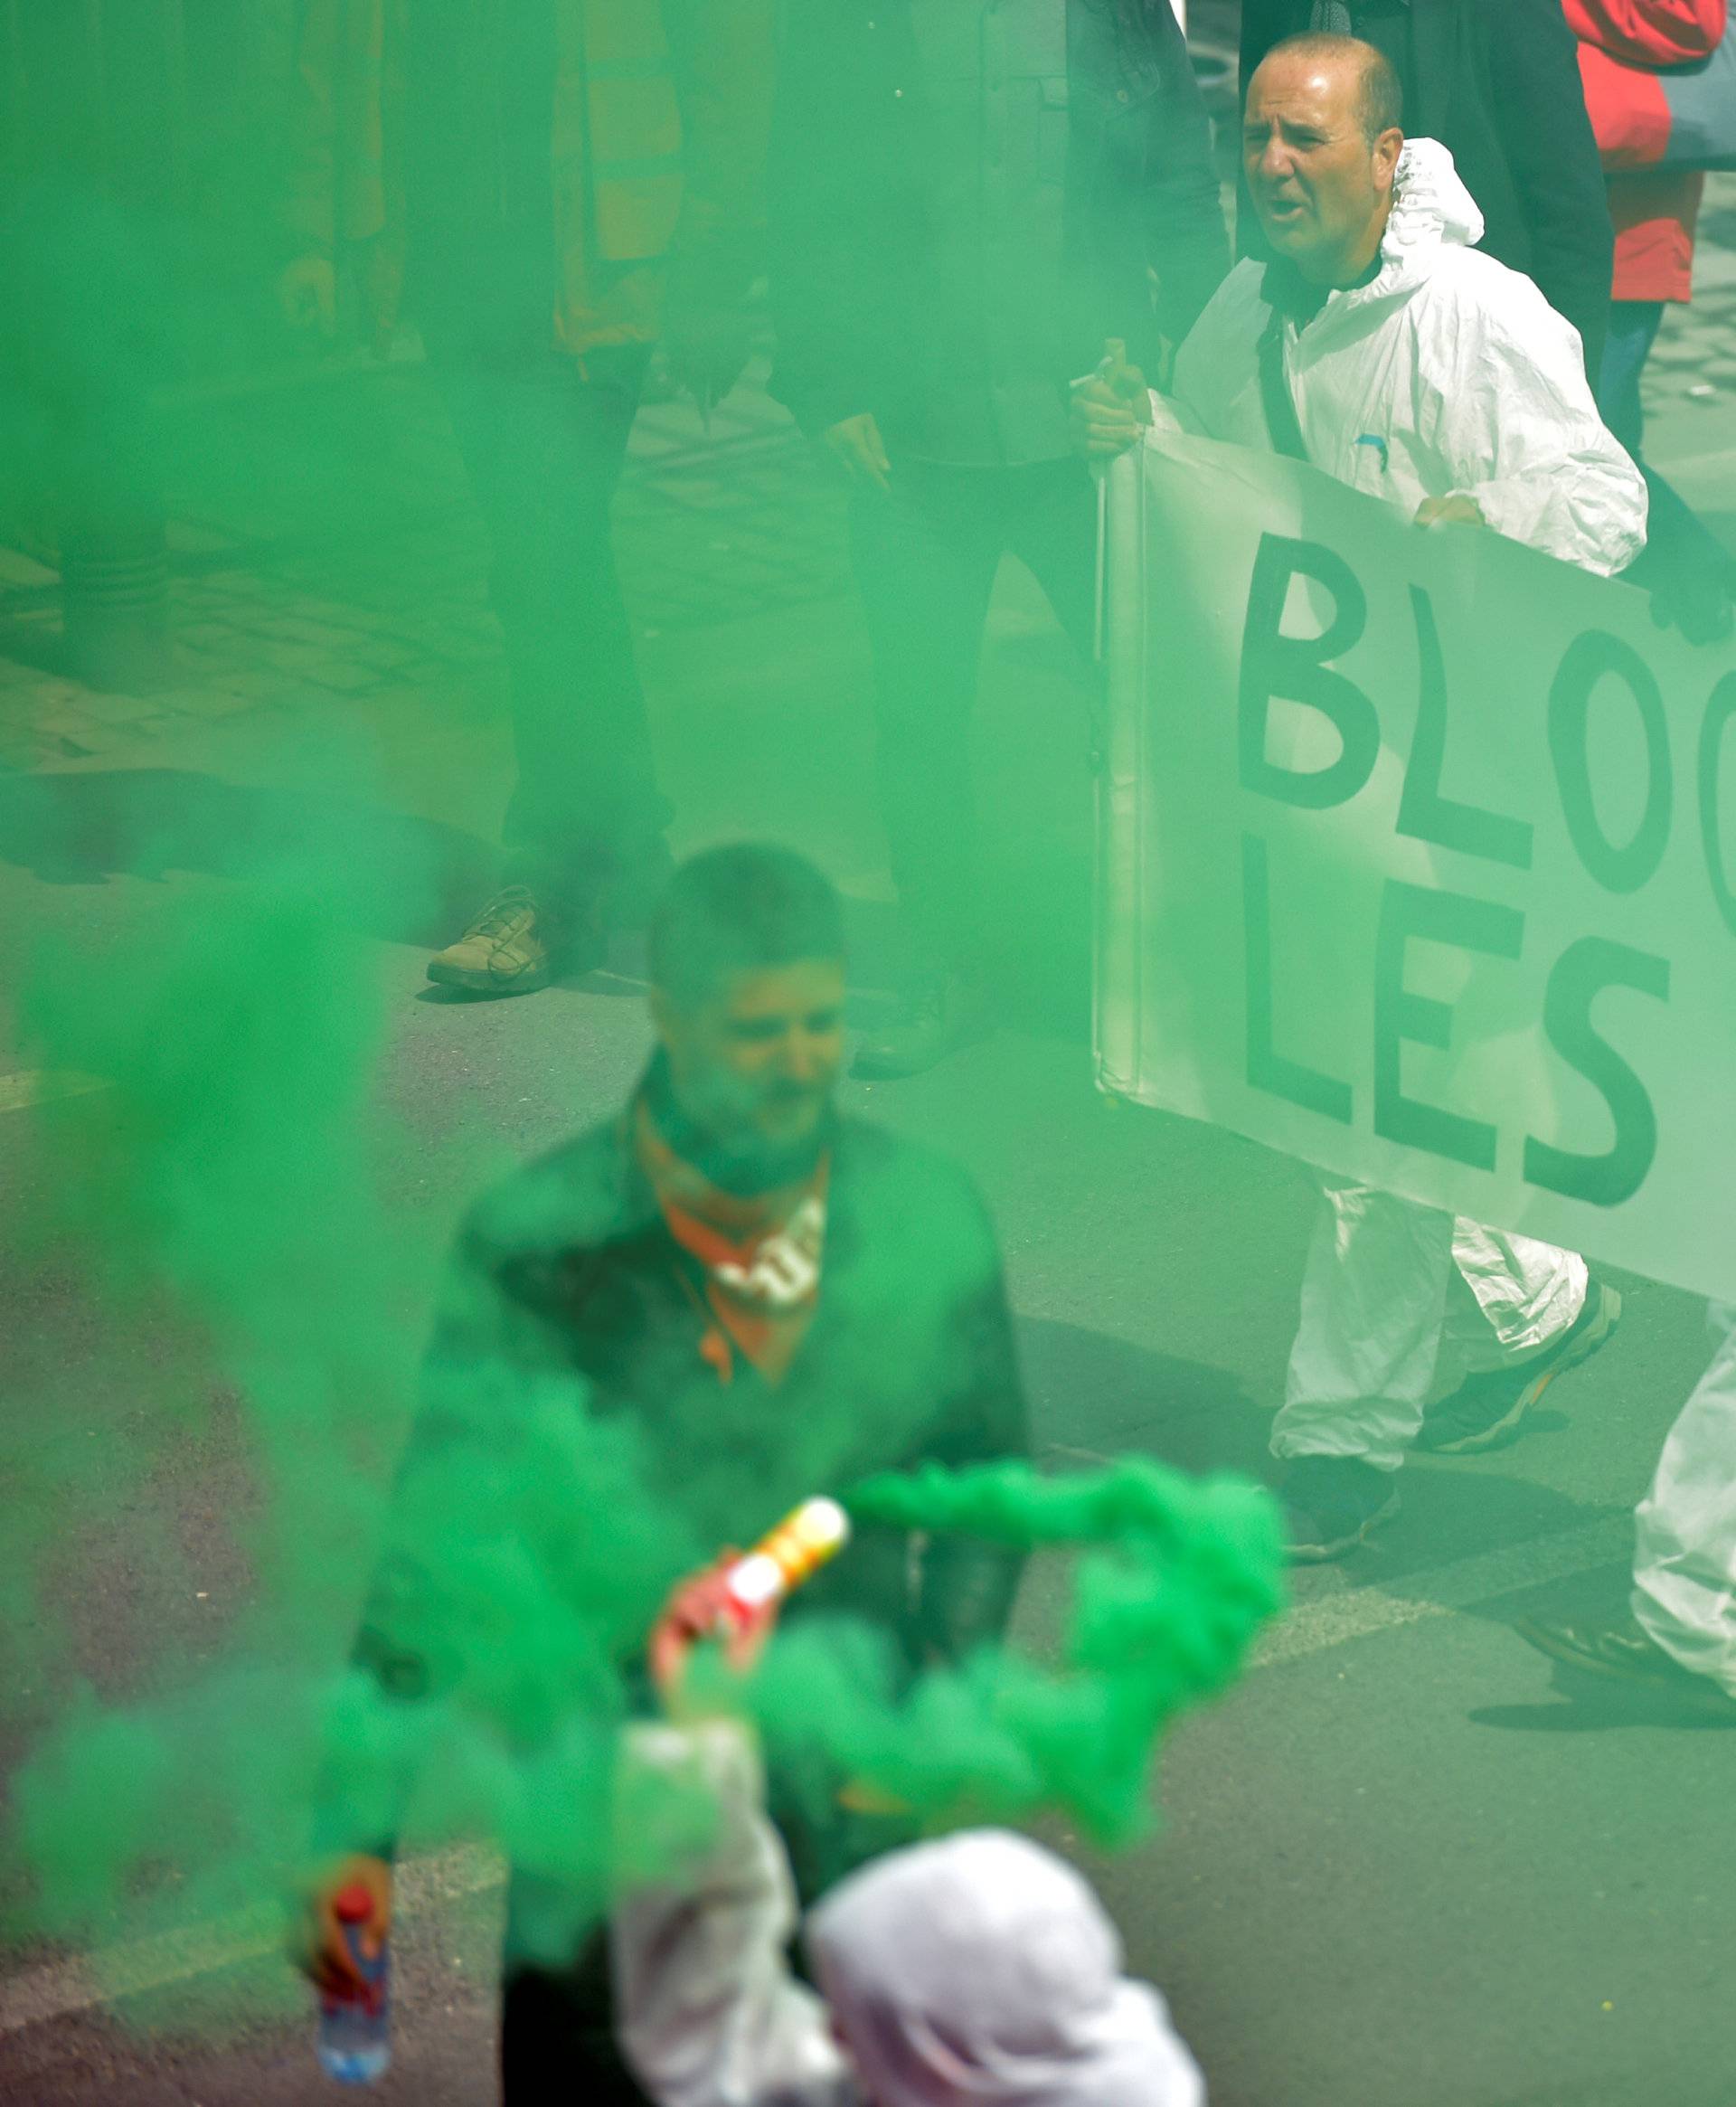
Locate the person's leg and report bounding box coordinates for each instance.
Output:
[1513,1300,1736,1715]
[427,336,666,983]
[1603,299,1736,644]
[849,460,1006,1074]
[1596,299,1664,460]
[500,1944,654,2106]
[1002,455,1100,665]
[1272,1180,1457,1558]
[1445,1225,1586,1363]
[1632,1301,1736,1696]
[1274,1180,1456,1470]
[1418,1228,1618,1454]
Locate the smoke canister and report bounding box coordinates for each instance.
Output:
[721,1498,851,1627]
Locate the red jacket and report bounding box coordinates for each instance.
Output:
[1566,0,1726,300]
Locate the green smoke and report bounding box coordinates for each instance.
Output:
[744,1457,1284,1849]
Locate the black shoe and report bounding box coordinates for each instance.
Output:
[853,972,993,1081]
[1417,1277,1622,1456]
[1513,1615,1736,1719]
[1279,1456,1401,1564]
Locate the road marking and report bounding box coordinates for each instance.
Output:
[1250,1514,1633,1670]
[0,1519,1637,2037]
[0,1072,113,1116]
[0,1844,504,2037]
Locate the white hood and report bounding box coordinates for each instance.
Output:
[1381,137,1484,269]
[807,1829,1203,2107]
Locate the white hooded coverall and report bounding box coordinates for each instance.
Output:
[1632,1304,1736,1696]
[1164,139,1648,1472]
[611,1722,1205,2107]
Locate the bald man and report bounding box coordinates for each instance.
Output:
[1238,0,1611,385]
[1077,36,1644,1559]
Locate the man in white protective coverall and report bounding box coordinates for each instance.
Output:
[1072,31,1646,1561]
[609,1562,1206,2107]
[1514,1304,1736,1719]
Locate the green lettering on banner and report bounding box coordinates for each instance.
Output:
[1238,534,1379,810]
[1396,584,1533,868]
[1241,834,1353,1122]
[1698,671,1736,940]
[1548,629,1673,893]
[1524,938,1670,1207]
[1373,881,1524,1170]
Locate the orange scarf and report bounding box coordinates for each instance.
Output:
[636,1100,829,1385]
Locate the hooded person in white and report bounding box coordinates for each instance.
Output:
[611,1724,1203,2107]
[1073,33,1645,1560]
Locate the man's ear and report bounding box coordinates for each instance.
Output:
[1374,126,1404,193]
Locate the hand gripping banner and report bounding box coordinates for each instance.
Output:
[1095,431,1736,1303]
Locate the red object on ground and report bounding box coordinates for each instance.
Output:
[334,1885,374,1925]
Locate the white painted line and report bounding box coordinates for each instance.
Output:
[0,1072,113,1116]
[0,1843,504,2038]
[1251,1514,1633,1671]
[0,1521,1637,2036]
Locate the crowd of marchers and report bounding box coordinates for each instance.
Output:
[281,7,1736,2105]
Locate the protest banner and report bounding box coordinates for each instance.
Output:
[1096,430,1736,1303]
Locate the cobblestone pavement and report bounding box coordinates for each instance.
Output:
[0,339,846,772]
[1,146,1732,774]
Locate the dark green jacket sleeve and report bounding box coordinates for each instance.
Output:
[313,1208,577,1857]
[906,1201,1032,1664]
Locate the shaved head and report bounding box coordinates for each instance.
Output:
[1242,34,1406,286]
[1258,33,1404,145]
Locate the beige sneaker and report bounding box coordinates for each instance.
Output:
[426,887,555,996]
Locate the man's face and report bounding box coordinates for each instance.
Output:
[1243,54,1399,281]
[656,958,846,1154]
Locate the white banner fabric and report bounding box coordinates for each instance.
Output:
[1095,430,1736,1304]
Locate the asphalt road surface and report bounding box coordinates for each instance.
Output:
[5,186,1736,2106]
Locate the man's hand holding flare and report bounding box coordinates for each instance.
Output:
[649,1556,781,1706]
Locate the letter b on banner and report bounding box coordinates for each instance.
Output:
[1239,534,1380,809]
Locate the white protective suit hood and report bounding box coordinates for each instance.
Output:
[807,1829,1204,2107]
[1375,136,1484,279]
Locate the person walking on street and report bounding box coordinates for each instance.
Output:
[1074,34,1644,1560]
[769,0,1228,1080]
[1567,0,1736,643]
[283,0,777,998]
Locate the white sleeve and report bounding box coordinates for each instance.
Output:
[611,1723,862,2107]
[1170,261,1268,444]
[1431,279,1648,576]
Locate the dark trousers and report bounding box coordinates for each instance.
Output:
[496,1771,914,2102]
[849,454,1100,973]
[1599,298,1734,617]
[1598,298,1664,458]
[426,333,670,921]
[502,1938,651,2107]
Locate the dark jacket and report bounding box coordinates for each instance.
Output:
[392,0,775,357]
[353,1102,1029,1724]
[769,0,1228,439]
[1239,0,1615,385]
